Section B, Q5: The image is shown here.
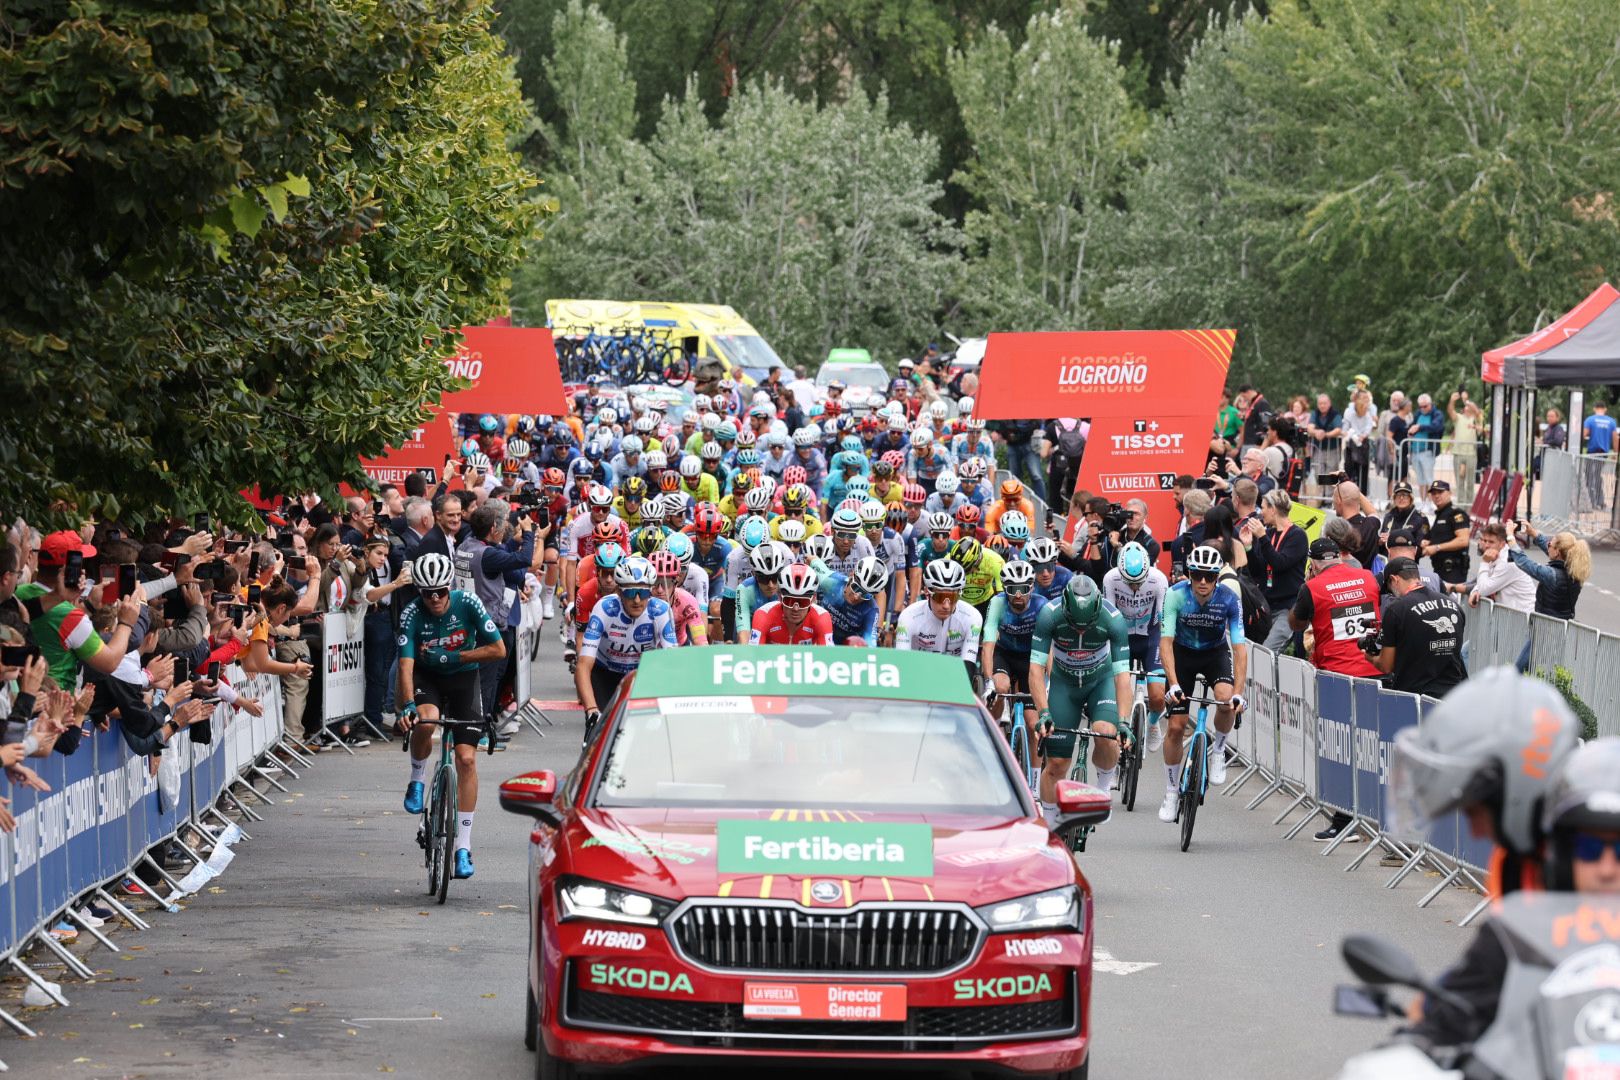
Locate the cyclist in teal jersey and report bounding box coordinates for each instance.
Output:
[1156,545,1249,823]
[1028,576,1133,825]
[397,553,507,879]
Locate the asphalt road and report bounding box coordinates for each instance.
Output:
[1,630,1483,1080]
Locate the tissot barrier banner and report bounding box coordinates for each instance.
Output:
[975,330,1234,563]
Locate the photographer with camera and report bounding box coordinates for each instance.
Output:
[458,501,547,738]
[1111,499,1160,566]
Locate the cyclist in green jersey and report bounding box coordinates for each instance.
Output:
[1028,576,1132,825]
[397,553,507,880]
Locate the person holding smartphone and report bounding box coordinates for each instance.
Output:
[14,532,143,685]
[241,580,315,745]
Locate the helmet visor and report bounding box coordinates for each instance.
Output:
[1385,727,1484,845]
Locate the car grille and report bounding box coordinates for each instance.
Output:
[670,902,981,975]
[564,966,1077,1050]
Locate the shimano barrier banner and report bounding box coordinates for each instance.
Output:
[1275,656,1314,794]
[9,780,41,958]
[0,820,14,956]
[975,329,1233,571]
[1352,680,1384,824]
[322,616,366,727]
[1375,692,1421,833]
[1315,673,1356,813]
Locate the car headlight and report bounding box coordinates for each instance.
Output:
[556,878,677,927]
[975,886,1082,933]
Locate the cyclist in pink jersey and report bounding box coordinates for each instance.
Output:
[650,549,707,645]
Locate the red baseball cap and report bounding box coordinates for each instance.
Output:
[39,530,97,568]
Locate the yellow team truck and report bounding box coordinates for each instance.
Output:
[545,299,787,387]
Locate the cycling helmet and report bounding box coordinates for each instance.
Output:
[999,510,1030,542]
[955,503,982,527]
[598,407,618,427]
[784,465,808,487]
[837,497,867,515]
[957,395,975,416]
[887,414,907,432]
[649,550,683,581]
[882,449,907,472]
[542,466,565,488]
[586,483,614,508]
[594,541,624,570]
[506,439,531,460]
[620,434,643,456]
[929,400,948,420]
[872,460,894,480]
[987,534,1011,553]
[660,492,690,521]
[479,414,499,433]
[1025,537,1059,565]
[693,393,712,412]
[743,486,772,513]
[735,428,757,448]
[629,526,665,557]
[1001,559,1035,589]
[927,511,954,533]
[964,417,986,431]
[1000,478,1024,500]
[805,421,824,443]
[701,413,722,432]
[777,518,808,544]
[750,403,773,419]
[591,520,621,546]
[582,439,604,460]
[621,476,648,502]
[716,422,738,442]
[792,427,816,448]
[830,507,862,533]
[570,459,595,481]
[412,553,455,590]
[935,472,960,495]
[1389,667,1581,857]
[949,537,984,570]
[633,415,657,435]
[738,517,769,550]
[804,534,833,562]
[858,500,887,527]
[1060,575,1103,628]
[697,442,721,462]
[780,563,819,600]
[751,541,791,576]
[851,556,890,596]
[516,415,536,434]
[781,485,812,513]
[1185,545,1224,575]
[644,450,667,470]
[886,505,907,529]
[903,483,928,506]
[736,447,761,468]
[841,435,862,454]
[911,428,933,449]
[846,475,870,494]
[1543,739,1620,890]
[693,503,726,537]
[1116,541,1150,584]
[659,471,681,493]
[959,457,985,480]
[828,379,847,392]
[923,559,966,592]
[679,456,702,478]
[614,555,657,589]
[465,451,492,473]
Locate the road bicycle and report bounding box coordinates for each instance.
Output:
[1119,662,1149,813]
[415,716,498,903]
[993,691,1039,797]
[1172,676,1221,853]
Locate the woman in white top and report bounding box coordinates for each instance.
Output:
[1342,388,1377,491]
[1469,522,1536,614]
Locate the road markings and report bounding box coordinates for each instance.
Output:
[1093,947,1159,975]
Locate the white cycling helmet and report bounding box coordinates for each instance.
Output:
[506,439,531,459]
[934,472,959,495]
[644,450,667,470]
[598,407,618,427]
[927,511,955,533]
[1025,537,1059,564]
[751,541,790,576]
[465,451,491,472]
[929,400,947,420]
[957,395,975,416]
[701,413,721,432]
[792,427,817,447]
[412,553,455,591]
[777,518,808,544]
[743,486,772,512]
[804,534,833,562]
[1118,541,1151,585]
[851,556,890,596]
[923,559,967,592]
[887,414,907,432]
[911,428,933,448]
[679,456,702,478]
[700,442,723,461]
[858,500,887,526]
[693,393,712,412]
[1186,545,1225,575]
[613,555,657,588]
[586,483,614,508]
[620,434,643,455]
[1001,559,1035,588]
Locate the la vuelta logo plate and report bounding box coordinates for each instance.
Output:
[742,982,908,1021]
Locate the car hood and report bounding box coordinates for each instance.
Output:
[560,807,1078,908]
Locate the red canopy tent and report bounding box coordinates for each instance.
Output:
[1482,283,1620,387]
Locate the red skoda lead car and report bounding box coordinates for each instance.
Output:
[500,646,1109,1079]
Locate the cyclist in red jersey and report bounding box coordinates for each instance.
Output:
[571,543,624,653]
[750,563,833,645]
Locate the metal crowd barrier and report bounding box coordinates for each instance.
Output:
[1534,448,1618,543]
[1228,645,1497,928]
[1462,596,1620,739]
[0,664,296,1050]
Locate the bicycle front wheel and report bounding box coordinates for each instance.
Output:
[437,764,457,904]
[1122,701,1145,813]
[426,766,450,894]
[1011,720,1034,797]
[1179,732,1204,853]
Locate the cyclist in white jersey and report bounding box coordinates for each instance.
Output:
[1101,541,1171,752]
[575,555,676,743]
[822,506,876,576]
[561,484,625,604]
[895,559,984,688]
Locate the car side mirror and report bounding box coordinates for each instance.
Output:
[1342,934,1426,989]
[499,770,561,827]
[1051,779,1111,839]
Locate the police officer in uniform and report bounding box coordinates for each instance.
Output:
[1369,557,1468,696]
[1420,480,1471,587]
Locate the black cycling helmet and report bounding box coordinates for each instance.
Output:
[1542,738,1620,890]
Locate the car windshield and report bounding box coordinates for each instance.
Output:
[818,363,890,392]
[594,698,1020,814]
[712,333,783,381]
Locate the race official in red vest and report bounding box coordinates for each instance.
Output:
[1287,536,1381,678]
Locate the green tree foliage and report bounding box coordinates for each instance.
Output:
[948,2,1141,330]
[513,5,959,366]
[1,1,545,525]
[1082,0,1267,109]
[1103,0,1620,398]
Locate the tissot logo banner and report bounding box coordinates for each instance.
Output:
[718,820,935,877]
[1074,415,1214,564]
[360,407,456,485]
[974,329,1234,420]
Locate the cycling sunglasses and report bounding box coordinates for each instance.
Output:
[619,587,652,601]
[846,585,871,601]
[833,529,859,540]
[756,574,780,586]
[1004,585,1033,597]
[779,595,813,609]
[1572,833,1620,862]
[1188,570,1220,583]
[930,590,961,603]
[419,587,450,600]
